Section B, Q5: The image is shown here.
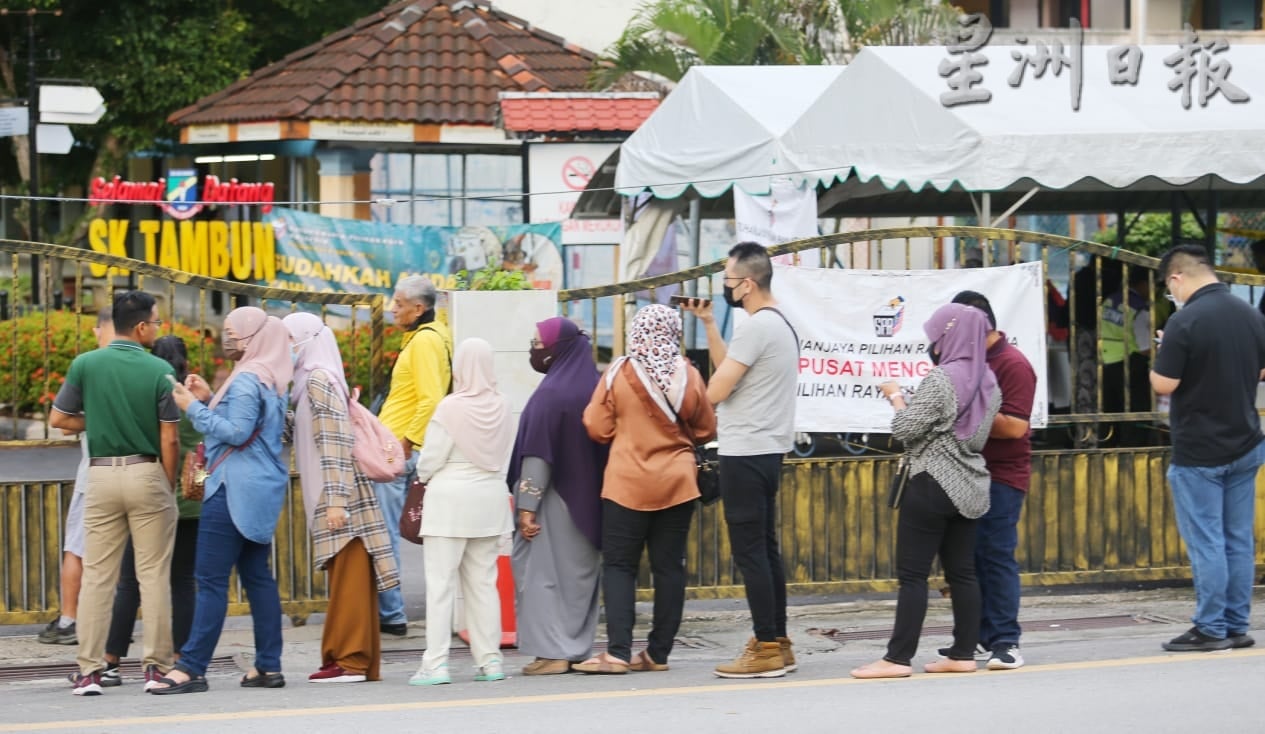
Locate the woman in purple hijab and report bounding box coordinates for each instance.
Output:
[852,303,1000,680]
[509,317,608,676]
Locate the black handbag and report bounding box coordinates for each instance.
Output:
[887,456,910,509]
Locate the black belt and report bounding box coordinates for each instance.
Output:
[89,455,158,467]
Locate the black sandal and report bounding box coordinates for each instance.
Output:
[149,668,209,695]
[240,667,285,688]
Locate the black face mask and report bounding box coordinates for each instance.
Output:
[929,343,942,365]
[722,283,744,309]
[529,346,553,374]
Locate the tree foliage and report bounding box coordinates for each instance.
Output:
[1091,214,1209,258]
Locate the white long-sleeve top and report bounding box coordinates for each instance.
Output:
[413,422,514,539]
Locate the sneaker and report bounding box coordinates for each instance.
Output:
[474,659,505,682]
[1162,627,1234,652]
[985,644,1024,670]
[380,622,408,637]
[776,636,797,673]
[308,664,367,684]
[38,620,77,645]
[71,672,103,696]
[100,662,122,688]
[142,665,167,692]
[408,664,451,686]
[713,638,786,679]
[1228,632,1256,649]
[937,644,990,660]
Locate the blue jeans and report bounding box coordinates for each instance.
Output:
[1167,439,1264,639]
[975,482,1026,649]
[177,491,283,677]
[373,454,416,625]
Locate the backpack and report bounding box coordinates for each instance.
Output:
[348,386,406,481]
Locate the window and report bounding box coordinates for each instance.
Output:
[370,152,523,227]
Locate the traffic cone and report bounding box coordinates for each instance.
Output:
[459,531,517,649]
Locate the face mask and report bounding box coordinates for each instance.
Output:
[529,345,553,374]
[722,283,744,309]
[929,343,942,365]
[222,334,245,362]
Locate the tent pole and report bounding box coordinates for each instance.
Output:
[1170,192,1181,251]
[687,196,701,348]
[981,192,992,267]
[1206,190,1218,259]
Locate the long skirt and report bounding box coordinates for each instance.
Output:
[322,538,382,680]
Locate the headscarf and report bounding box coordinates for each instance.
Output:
[209,307,294,409]
[430,338,515,472]
[508,317,608,549]
[923,303,998,441]
[624,304,687,411]
[283,312,349,527]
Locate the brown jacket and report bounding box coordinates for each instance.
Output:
[583,360,717,511]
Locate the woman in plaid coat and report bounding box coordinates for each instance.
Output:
[285,313,400,684]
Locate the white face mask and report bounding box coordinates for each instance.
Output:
[1165,293,1184,311]
[290,334,315,365]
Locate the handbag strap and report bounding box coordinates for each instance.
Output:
[205,425,263,477]
[756,306,800,354]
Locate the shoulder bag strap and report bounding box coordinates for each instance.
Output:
[204,382,267,475]
[418,325,454,394]
[756,306,800,354]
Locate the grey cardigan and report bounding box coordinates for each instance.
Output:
[890,369,1001,519]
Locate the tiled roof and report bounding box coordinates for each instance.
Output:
[499,92,660,134]
[168,0,599,127]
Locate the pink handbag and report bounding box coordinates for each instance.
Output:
[348,387,406,481]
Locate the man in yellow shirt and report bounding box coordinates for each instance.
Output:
[376,275,452,636]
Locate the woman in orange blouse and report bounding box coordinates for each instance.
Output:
[577,304,716,673]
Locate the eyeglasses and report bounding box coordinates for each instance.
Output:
[721,276,746,283]
[146,319,164,328]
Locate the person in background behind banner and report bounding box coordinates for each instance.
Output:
[285,313,399,685]
[39,309,114,648]
[374,275,453,637]
[509,318,608,676]
[949,291,1037,671]
[852,303,1000,680]
[1152,245,1265,653]
[683,242,799,680]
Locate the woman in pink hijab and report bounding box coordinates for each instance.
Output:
[408,338,515,686]
[284,312,400,685]
[153,307,293,695]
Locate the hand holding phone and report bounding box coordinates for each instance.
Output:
[670,295,711,307]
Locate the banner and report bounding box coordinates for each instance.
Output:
[266,208,563,294]
[527,142,622,245]
[769,262,1049,433]
[733,177,819,266]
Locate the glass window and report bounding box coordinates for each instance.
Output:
[370,152,523,227]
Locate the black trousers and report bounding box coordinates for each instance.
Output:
[719,454,787,643]
[885,472,980,666]
[601,498,695,664]
[105,517,199,657]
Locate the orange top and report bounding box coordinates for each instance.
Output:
[583,361,717,511]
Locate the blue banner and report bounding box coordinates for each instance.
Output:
[264,208,564,295]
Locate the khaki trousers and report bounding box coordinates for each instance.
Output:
[321,538,381,680]
[77,460,177,675]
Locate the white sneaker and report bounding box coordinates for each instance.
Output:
[408,664,451,686]
[986,644,1024,670]
[474,659,505,682]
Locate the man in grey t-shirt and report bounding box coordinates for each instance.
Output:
[685,242,798,679]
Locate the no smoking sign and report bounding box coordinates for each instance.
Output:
[561,156,595,191]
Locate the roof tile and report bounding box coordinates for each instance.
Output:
[169,0,598,128]
[499,94,661,134]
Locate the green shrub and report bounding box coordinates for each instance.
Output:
[335,321,404,405]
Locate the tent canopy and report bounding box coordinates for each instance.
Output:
[588,45,1265,218]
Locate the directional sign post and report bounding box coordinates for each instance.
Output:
[0,107,30,138]
[40,85,106,125]
[36,123,74,155]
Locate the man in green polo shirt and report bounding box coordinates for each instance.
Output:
[51,290,181,696]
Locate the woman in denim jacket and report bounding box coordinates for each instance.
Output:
[151,307,293,695]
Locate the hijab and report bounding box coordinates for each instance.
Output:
[923,303,998,441]
[625,304,686,409]
[508,317,608,549]
[431,338,515,472]
[283,312,349,527]
[209,307,293,410]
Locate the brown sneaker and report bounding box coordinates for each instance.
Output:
[713,638,787,679]
[777,636,797,673]
[521,658,571,676]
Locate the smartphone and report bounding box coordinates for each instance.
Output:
[670,295,711,307]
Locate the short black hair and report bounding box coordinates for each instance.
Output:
[951,290,996,329]
[1157,244,1212,280]
[152,336,189,382]
[112,291,157,334]
[728,241,773,290]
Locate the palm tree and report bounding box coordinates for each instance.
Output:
[589,0,842,88]
[836,0,959,58]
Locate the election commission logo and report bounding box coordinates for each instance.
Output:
[873,296,906,338]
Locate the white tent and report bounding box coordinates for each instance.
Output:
[604,44,1265,213]
[613,65,850,198]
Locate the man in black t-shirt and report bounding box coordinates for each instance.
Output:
[1151,245,1265,653]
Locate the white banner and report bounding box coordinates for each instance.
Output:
[733,178,819,266]
[527,142,621,245]
[767,262,1049,433]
